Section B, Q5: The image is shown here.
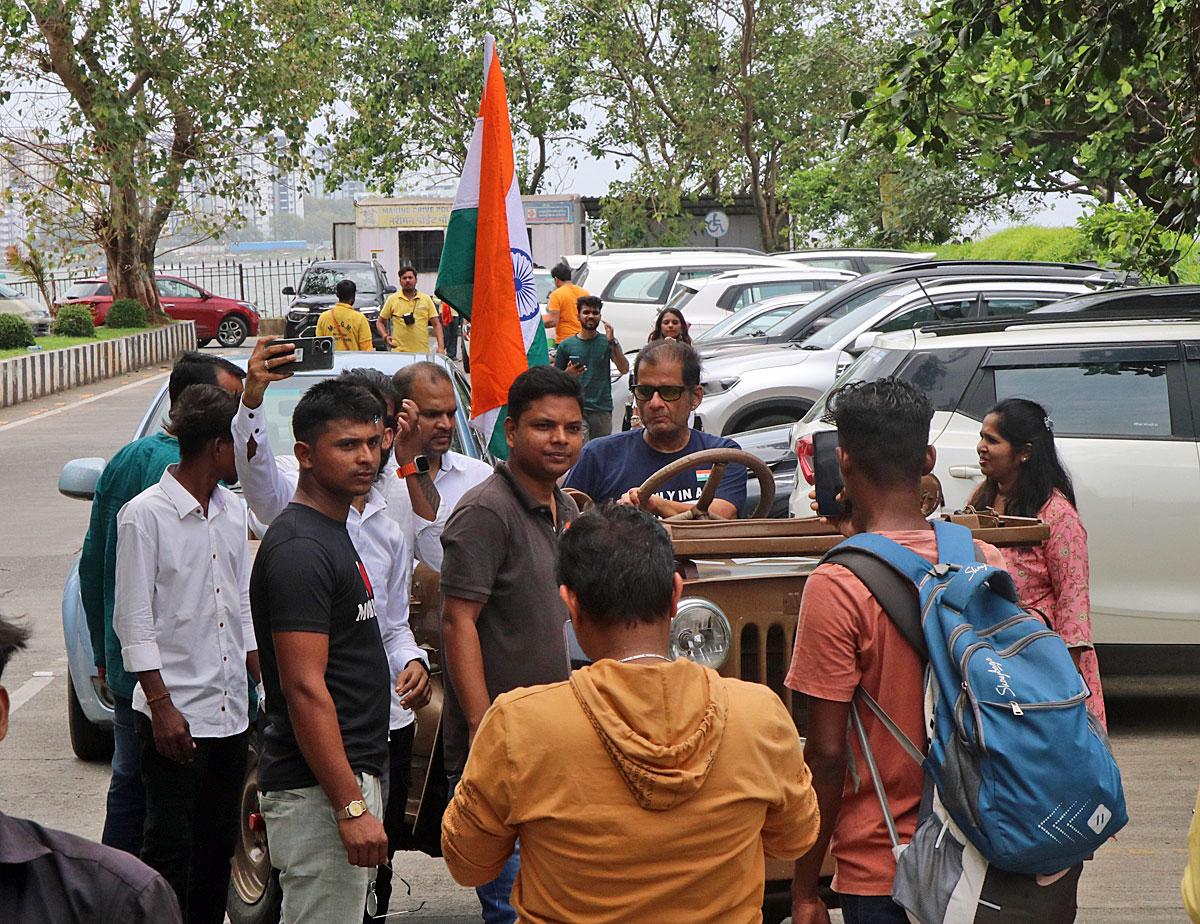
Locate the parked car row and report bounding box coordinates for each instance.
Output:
[789,284,1200,669]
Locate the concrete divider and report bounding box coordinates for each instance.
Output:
[0,321,196,408]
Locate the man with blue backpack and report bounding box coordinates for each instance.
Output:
[786,378,1125,924]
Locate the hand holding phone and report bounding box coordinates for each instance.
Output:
[273,336,335,372]
[813,429,847,519]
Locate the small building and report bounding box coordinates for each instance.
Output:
[353,194,589,291]
[580,194,767,252]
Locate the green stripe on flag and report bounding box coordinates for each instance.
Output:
[487,406,509,459]
[435,208,478,319]
[526,322,549,367]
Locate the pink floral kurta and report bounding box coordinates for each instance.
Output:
[1001,490,1107,729]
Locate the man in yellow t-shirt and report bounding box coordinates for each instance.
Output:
[315,279,374,351]
[378,265,444,354]
[543,261,586,343]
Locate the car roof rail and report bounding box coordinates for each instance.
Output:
[878,259,1130,279]
[588,246,767,256]
[918,288,1200,337]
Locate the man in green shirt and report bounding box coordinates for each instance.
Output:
[554,296,629,442]
[79,352,244,856]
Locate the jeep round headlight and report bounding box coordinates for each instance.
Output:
[669,598,731,669]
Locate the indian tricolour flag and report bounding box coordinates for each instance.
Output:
[435,34,547,459]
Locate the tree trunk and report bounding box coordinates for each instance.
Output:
[104,232,165,323]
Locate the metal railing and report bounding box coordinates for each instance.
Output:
[5,258,317,318]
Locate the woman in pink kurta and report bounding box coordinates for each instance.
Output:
[970,398,1107,728]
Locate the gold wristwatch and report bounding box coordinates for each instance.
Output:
[340,799,368,820]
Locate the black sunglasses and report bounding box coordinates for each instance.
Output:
[631,384,686,402]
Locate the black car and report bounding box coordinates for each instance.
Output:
[695,260,1129,355]
[283,260,396,350]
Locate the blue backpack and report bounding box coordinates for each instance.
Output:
[825,520,1127,877]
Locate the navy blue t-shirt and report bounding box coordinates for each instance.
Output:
[564,429,747,511]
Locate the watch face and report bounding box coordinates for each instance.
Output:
[347,799,367,818]
[414,455,431,474]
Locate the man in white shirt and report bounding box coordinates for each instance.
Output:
[232,338,430,917]
[386,361,493,571]
[114,383,259,924]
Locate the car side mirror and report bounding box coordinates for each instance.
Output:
[383,284,397,295]
[810,316,835,331]
[200,291,210,300]
[281,286,296,296]
[846,331,878,356]
[59,457,106,501]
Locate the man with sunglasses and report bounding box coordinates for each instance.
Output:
[564,340,747,519]
[233,339,432,918]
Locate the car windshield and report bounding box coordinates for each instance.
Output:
[299,266,378,296]
[801,347,908,423]
[0,283,21,298]
[799,282,921,350]
[698,303,803,340]
[142,374,469,458]
[64,281,105,299]
[664,283,700,312]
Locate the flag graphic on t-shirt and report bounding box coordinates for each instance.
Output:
[695,468,712,485]
[356,560,374,598]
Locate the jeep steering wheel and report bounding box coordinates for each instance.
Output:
[637,447,775,521]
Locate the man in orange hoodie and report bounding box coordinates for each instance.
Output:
[441,505,819,923]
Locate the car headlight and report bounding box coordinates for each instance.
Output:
[238,301,258,315]
[669,598,732,669]
[701,376,740,396]
[287,309,310,322]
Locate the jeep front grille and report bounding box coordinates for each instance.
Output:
[740,622,809,735]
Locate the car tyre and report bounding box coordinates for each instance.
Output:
[217,315,250,347]
[227,733,282,924]
[66,668,113,762]
[196,338,212,348]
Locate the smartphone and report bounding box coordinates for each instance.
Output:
[569,355,587,371]
[813,429,846,518]
[273,336,335,372]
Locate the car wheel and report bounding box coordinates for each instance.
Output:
[732,407,811,434]
[227,734,282,924]
[217,315,249,347]
[66,668,113,762]
[196,338,212,348]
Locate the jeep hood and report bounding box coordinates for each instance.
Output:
[568,658,728,811]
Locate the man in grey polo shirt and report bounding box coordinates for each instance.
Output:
[440,365,585,924]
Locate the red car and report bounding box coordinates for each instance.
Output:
[57,274,260,347]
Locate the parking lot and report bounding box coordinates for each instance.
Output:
[0,355,1195,922]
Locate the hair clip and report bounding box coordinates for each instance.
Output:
[1043,415,1053,432]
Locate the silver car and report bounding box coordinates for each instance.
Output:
[0,282,51,336]
[693,279,1106,436]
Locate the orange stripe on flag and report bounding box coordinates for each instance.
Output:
[469,48,527,420]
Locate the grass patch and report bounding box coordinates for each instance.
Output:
[0,326,136,361]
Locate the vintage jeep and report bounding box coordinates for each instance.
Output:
[228,449,1049,923]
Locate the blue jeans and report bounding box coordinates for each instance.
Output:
[838,893,909,924]
[447,771,520,924]
[101,695,146,855]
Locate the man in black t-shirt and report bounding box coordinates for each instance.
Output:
[250,379,397,923]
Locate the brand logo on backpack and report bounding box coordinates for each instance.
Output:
[1087,804,1112,835]
[985,656,1014,697]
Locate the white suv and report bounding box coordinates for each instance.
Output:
[789,287,1200,669]
[574,249,795,344]
[662,267,857,337]
[692,278,1101,436]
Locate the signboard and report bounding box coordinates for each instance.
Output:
[704,209,730,239]
[524,200,575,225]
[356,201,453,229]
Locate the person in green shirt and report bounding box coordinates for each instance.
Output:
[554,296,629,442]
[79,352,244,856]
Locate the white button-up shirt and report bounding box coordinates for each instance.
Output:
[233,399,426,731]
[114,468,256,738]
[383,450,493,571]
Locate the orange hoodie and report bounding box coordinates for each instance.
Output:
[442,658,819,923]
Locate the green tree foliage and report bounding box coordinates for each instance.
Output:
[864,0,1199,271]
[0,313,35,349]
[0,0,346,318]
[52,304,95,337]
[329,0,583,195]
[271,198,356,245]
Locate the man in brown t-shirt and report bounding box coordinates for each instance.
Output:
[439,365,585,923]
[786,379,1004,924]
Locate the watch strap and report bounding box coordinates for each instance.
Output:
[396,461,421,478]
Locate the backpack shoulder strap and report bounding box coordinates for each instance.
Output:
[821,537,929,660]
